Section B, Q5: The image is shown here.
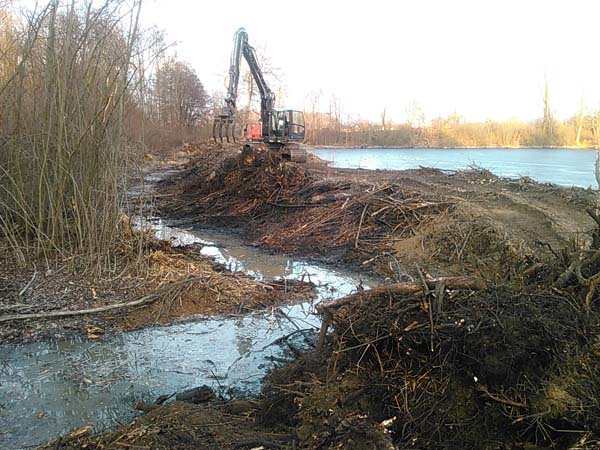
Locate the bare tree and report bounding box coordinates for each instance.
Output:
[576,94,585,146]
[304,89,322,144]
[0,0,156,268]
[405,100,426,147]
[154,57,209,126]
[542,77,554,141]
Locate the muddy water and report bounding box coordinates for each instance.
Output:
[0,222,373,450]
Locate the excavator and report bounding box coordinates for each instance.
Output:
[212,27,307,162]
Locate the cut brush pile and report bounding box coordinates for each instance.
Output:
[158,146,458,278]
[259,264,600,449]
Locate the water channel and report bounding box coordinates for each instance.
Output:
[0,221,374,450]
[308,147,598,188]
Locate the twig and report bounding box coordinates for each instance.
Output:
[354,203,369,249]
[317,310,332,350]
[536,240,561,260]
[415,264,435,352]
[18,264,37,296]
[477,384,528,409]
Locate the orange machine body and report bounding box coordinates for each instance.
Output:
[246,123,262,141]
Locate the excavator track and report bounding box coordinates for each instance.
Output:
[286,145,307,163]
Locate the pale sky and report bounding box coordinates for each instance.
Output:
[142,0,600,123]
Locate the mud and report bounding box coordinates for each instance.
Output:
[34,142,600,449]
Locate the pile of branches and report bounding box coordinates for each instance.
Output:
[160,146,453,264]
[258,182,452,258]
[261,274,600,449]
[162,145,316,218]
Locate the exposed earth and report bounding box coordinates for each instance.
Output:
[5,142,600,449]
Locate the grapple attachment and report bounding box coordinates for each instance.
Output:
[212,115,237,143]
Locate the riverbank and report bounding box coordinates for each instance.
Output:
[157,143,595,279]
[308,146,600,188]
[36,141,600,449]
[0,233,314,343]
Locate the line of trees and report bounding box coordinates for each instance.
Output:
[136,56,212,151]
[301,94,600,149]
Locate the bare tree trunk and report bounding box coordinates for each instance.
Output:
[245,71,253,123]
[576,96,585,146]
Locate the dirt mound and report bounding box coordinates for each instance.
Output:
[260,274,600,449]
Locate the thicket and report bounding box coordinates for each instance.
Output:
[0,0,216,271]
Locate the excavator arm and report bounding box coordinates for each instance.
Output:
[241,41,275,139]
[213,27,274,143]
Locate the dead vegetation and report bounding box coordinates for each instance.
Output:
[0,230,314,342]
[43,143,600,450]
[157,144,587,288]
[159,145,458,278]
[259,269,600,449]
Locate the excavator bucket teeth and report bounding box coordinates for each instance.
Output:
[213,118,223,142]
[213,117,239,144]
[231,118,237,143]
[223,120,230,143]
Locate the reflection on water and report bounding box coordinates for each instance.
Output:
[309,147,598,188]
[0,221,373,450]
[152,222,372,296]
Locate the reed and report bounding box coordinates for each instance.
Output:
[0,0,148,272]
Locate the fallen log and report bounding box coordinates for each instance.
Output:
[316,276,485,313]
[0,276,200,323]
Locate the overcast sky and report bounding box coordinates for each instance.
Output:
[142,0,600,123]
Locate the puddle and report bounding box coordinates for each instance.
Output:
[0,221,374,450]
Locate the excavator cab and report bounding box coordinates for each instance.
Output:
[269,110,305,142]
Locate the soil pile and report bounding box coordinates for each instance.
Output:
[261,270,600,449]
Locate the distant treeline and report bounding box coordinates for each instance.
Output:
[301,112,600,148]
